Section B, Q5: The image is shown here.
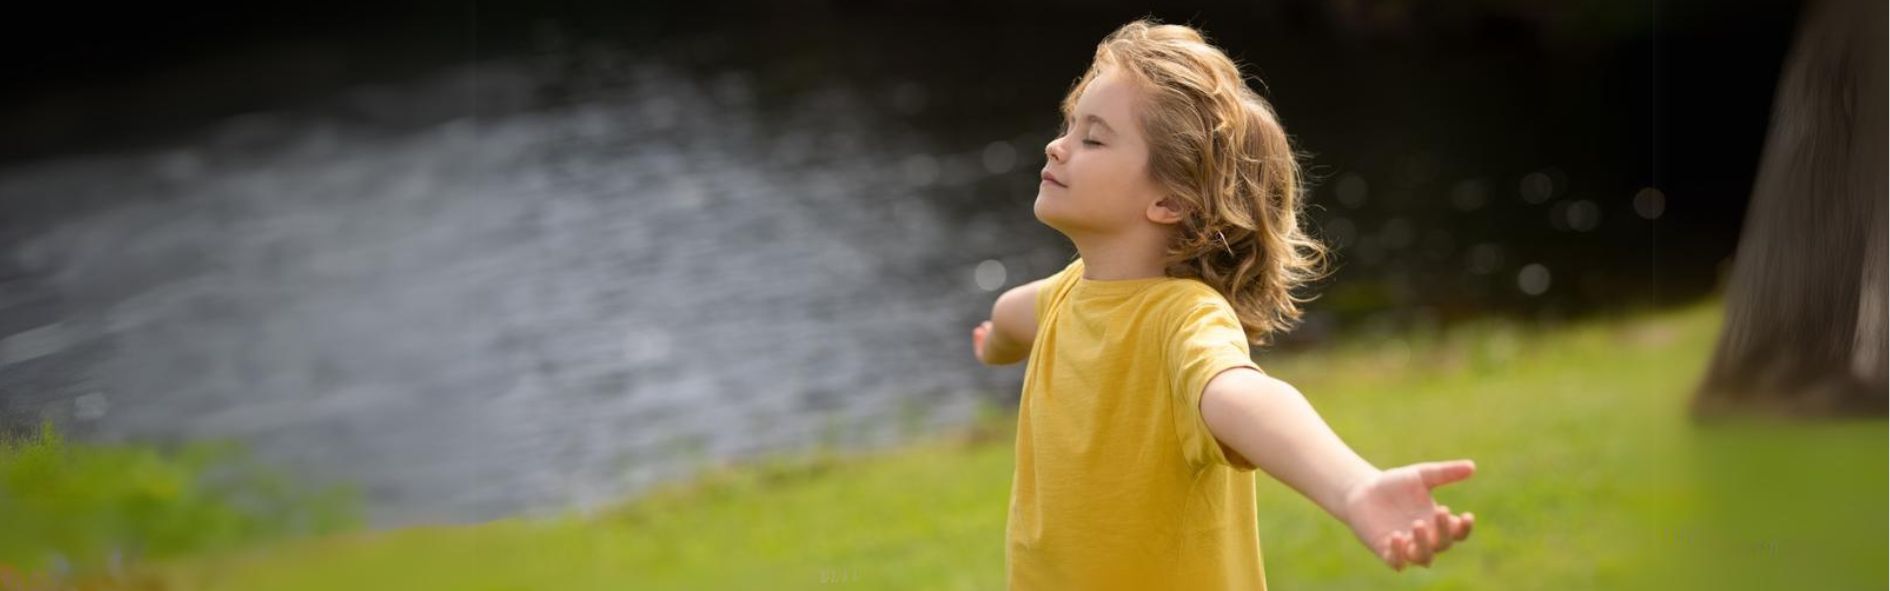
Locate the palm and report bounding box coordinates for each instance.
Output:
[1341,460,1477,570]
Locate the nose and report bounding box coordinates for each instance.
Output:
[1044,135,1066,164]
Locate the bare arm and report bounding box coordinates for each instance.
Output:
[1201,368,1378,517]
[1201,367,1478,571]
[971,277,1052,366]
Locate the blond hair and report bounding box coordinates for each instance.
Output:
[1061,18,1329,346]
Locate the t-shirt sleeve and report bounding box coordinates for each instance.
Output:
[1032,257,1084,331]
[1166,292,1263,472]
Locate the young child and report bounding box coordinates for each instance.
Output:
[971,19,1477,589]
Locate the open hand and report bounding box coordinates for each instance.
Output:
[1340,459,1477,571]
[970,320,993,364]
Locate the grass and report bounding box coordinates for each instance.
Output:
[35,299,1890,589]
[0,424,358,587]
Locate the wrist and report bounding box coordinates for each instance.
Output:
[1333,467,1382,525]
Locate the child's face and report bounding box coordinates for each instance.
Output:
[1035,65,1173,238]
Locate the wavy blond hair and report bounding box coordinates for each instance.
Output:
[1061,18,1329,346]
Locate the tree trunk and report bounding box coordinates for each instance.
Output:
[1691,0,1888,419]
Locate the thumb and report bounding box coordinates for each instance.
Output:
[1417,459,1476,489]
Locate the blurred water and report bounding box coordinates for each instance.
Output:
[0,47,1060,526]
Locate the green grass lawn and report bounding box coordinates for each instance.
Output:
[46,300,1890,589]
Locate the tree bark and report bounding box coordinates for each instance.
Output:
[1692,0,1888,419]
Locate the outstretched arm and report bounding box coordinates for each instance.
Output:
[1201,367,1477,571]
[971,277,1052,366]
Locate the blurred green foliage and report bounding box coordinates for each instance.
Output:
[0,423,359,578]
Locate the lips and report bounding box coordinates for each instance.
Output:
[1040,169,1067,187]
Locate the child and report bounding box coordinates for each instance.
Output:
[971,19,1477,589]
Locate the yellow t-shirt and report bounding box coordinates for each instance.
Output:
[1006,257,1267,590]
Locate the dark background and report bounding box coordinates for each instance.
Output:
[1,0,1800,329]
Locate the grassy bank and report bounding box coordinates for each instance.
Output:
[53,300,1890,589]
[0,424,358,587]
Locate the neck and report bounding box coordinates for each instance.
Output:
[1069,224,1173,281]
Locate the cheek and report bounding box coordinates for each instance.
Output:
[1074,155,1145,208]
[1071,154,1116,190]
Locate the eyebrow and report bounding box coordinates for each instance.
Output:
[1082,114,1116,135]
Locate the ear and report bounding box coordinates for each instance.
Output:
[1145,195,1186,225]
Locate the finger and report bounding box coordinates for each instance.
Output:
[1390,532,1410,572]
[1443,510,1469,542]
[1379,534,1400,569]
[1418,459,1477,489]
[1402,536,1423,569]
[1460,512,1475,540]
[1410,519,1434,566]
[1432,506,1454,552]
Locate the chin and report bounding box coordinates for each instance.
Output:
[1032,195,1064,229]
[1032,199,1086,237]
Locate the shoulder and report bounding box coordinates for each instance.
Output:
[1146,278,1249,347]
[1161,277,1226,302]
[1033,257,1086,314]
[1047,257,1084,292]
[1147,278,1236,320]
